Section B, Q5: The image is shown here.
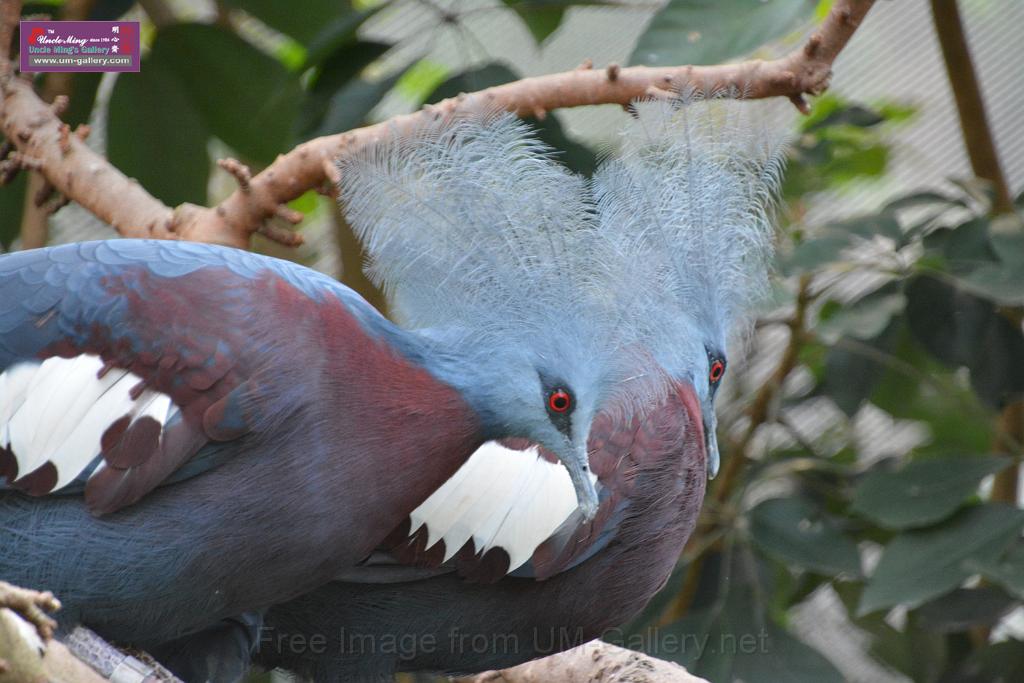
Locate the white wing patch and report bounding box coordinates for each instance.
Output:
[408,441,597,573]
[0,354,176,493]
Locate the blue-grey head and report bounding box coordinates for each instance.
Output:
[592,94,788,478]
[338,112,663,519]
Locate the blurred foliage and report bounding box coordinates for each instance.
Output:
[631,92,1024,682]
[630,0,820,66]
[4,1,1024,682]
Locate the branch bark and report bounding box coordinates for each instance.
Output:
[929,0,1013,214]
[454,641,708,683]
[930,0,1021,515]
[0,0,878,248]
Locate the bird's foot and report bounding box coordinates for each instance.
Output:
[0,580,61,641]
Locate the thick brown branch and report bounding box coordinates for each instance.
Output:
[454,641,708,683]
[0,0,876,248]
[930,0,1013,214]
[0,75,215,242]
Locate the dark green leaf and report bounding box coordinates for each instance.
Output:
[955,262,1024,306]
[303,71,405,140]
[781,233,851,273]
[89,0,135,20]
[630,0,816,66]
[828,213,902,241]
[296,41,392,139]
[816,285,904,343]
[59,72,102,129]
[949,640,1024,683]
[884,190,964,213]
[749,497,861,576]
[806,104,884,131]
[851,456,1009,530]
[858,504,1024,615]
[821,320,900,416]
[153,24,303,163]
[502,1,566,43]
[915,587,1015,633]
[427,64,598,176]
[304,8,383,68]
[0,168,27,249]
[729,621,844,683]
[221,0,357,45]
[966,541,1024,600]
[922,216,996,267]
[905,274,1024,408]
[107,65,210,206]
[989,213,1024,266]
[427,63,519,102]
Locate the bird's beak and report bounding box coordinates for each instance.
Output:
[561,439,599,521]
[704,411,720,480]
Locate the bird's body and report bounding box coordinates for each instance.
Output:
[0,99,785,681]
[246,97,787,681]
[0,240,486,645]
[256,383,708,681]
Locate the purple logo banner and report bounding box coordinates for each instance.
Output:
[20,21,140,73]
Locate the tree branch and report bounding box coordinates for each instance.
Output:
[929,0,1013,214]
[0,0,877,248]
[930,0,1021,518]
[454,641,709,683]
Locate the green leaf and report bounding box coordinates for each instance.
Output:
[989,212,1024,266]
[427,64,598,176]
[749,497,861,576]
[730,621,844,683]
[304,72,404,140]
[955,262,1024,306]
[502,0,567,43]
[220,0,359,44]
[915,587,1015,633]
[905,274,1024,408]
[948,641,1024,683]
[966,541,1024,600]
[651,552,842,683]
[883,190,965,213]
[828,213,902,241]
[806,104,884,131]
[780,233,851,273]
[60,72,103,129]
[296,40,392,139]
[821,320,900,416]
[816,286,904,343]
[107,64,210,206]
[304,9,382,68]
[630,0,816,66]
[922,216,996,267]
[851,456,1010,530]
[858,504,1024,615]
[394,60,449,104]
[89,0,135,20]
[0,167,27,249]
[153,24,303,163]
[219,0,383,63]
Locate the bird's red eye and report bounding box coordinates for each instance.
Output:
[709,359,726,384]
[548,389,571,413]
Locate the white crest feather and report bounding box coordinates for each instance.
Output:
[339,110,668,419]
[594,92,788,356]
